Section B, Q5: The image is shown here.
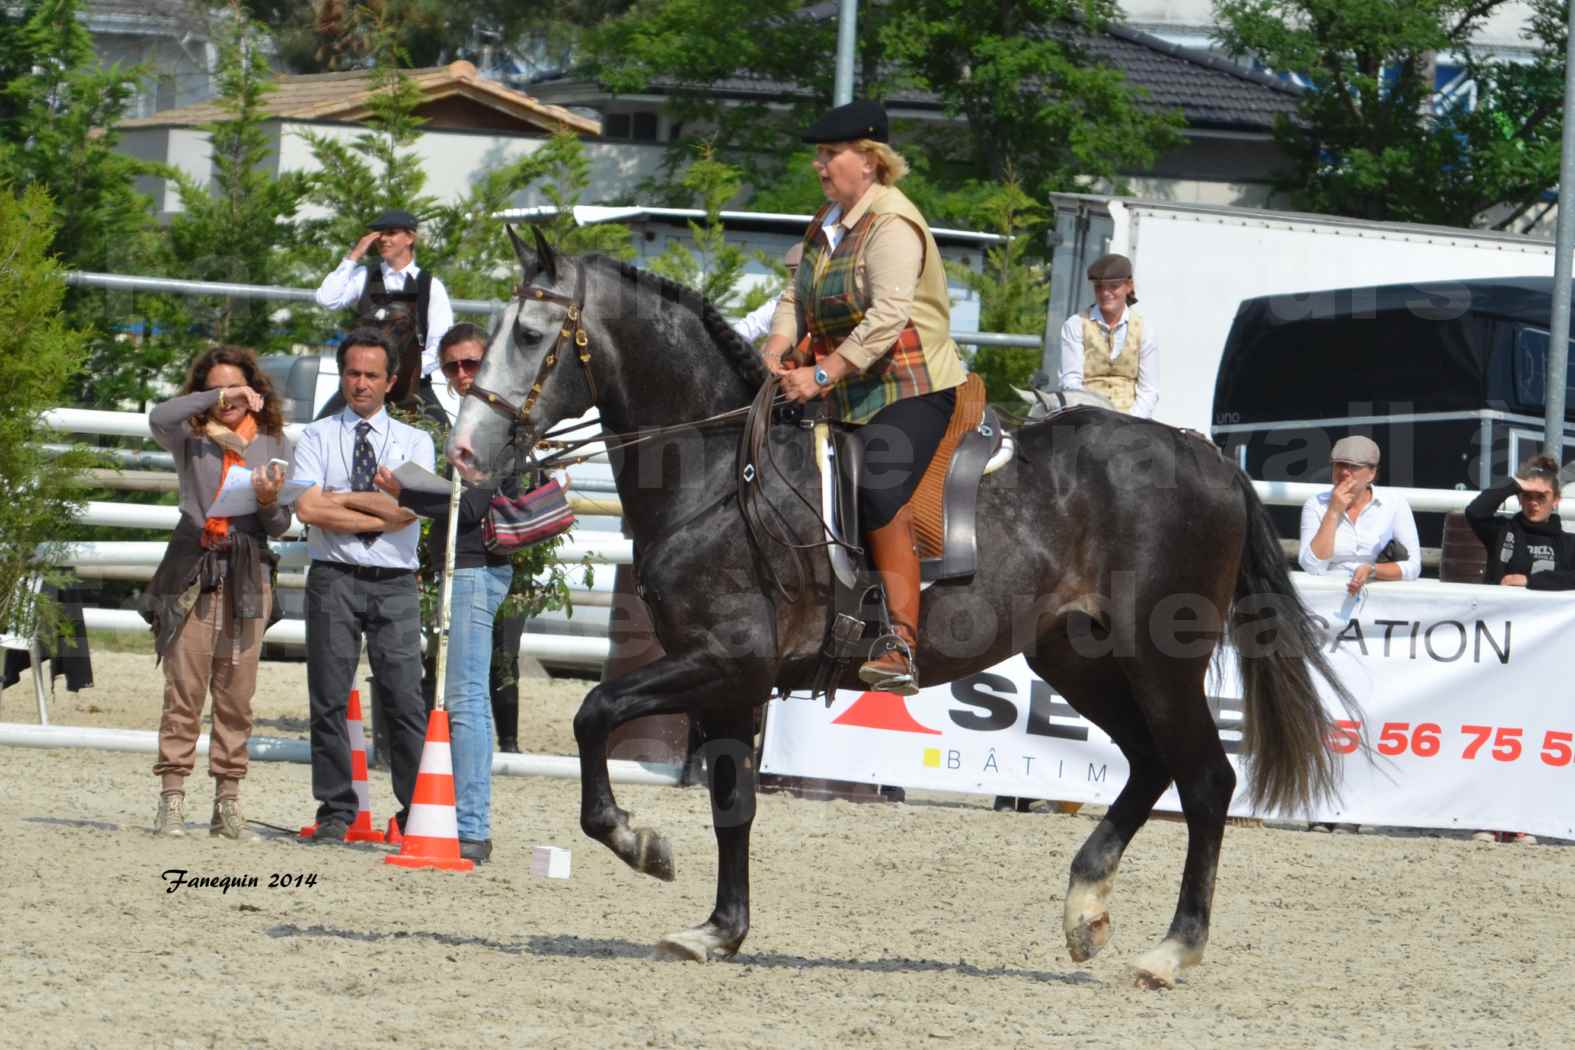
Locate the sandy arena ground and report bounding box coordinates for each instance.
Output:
[2,651,1573,1048]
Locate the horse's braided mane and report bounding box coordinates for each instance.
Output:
[588,255,768,389]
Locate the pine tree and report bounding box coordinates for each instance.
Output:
[0,185,95,637]
[165,13,312,352]
[646,143,771,315]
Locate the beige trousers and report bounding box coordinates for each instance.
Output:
[153,578,269,797]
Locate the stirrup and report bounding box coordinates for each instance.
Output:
[858,631,919,695]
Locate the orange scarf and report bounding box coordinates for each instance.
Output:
[201,413,259,547]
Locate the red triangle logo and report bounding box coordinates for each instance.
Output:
[832,691,941,734]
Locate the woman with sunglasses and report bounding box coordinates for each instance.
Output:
[374,322,516,864]
[1464,455,1575,590]
[1298,434,1421,597]
[143,345,290,838]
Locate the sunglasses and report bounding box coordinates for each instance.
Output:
[441,357,483,377]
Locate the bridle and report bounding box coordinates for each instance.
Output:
[466,262,595,426]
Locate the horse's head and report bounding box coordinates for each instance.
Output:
[449,225,597,480]
[1013,383,1116,420]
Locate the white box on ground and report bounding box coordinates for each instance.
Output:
[531,845,571,879]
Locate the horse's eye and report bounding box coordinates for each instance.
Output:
[519,326,543,343]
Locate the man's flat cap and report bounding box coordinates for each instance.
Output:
[1330,435,1381,466]
[802,100,889,144]
[369,208,420,231]
[1086,253,1133,281]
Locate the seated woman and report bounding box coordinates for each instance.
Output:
[1464,454,1575,591]
[1298,435,1421,595]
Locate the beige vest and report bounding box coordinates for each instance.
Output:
[1081,311,1143,412]
[864,187,966,392]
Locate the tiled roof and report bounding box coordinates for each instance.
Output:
[528,21,1300,134]
[120,61,601,135]
[1081,23,1300,131]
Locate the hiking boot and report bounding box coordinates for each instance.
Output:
[858,505,921,696]
[210,798,259,841]
[154,792,188,837]
[459,838,493,864]
[310,818,349,844]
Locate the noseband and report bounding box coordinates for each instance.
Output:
[467,262,595,424]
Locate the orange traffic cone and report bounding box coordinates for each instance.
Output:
[300,689,385,843]
[385,709,473,872]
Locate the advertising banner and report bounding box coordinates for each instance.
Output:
[760,578,1575,840]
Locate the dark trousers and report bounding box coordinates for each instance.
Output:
[490,611,525,745]
[306,562,427,827]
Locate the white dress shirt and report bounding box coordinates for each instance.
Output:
[732,295,784,343]
[1058,304,1159,419]
[315,257,455,379]
[1298,485,1422,580]
[290,407,435,569]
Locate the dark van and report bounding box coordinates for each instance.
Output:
[1210,277,1575,545]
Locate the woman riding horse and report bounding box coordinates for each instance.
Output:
[761,99,967,696]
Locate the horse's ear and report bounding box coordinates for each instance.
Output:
[530,225,558,285]
[506,223,534,271]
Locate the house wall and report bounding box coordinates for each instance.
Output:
[92,32,215,118]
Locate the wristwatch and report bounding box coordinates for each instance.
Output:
[813,365,831,387]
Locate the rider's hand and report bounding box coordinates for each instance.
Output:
[350,230,381,261]
[779,365,825,403]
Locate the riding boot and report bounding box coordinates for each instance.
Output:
[858,504,922,696]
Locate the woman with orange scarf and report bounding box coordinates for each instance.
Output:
[142,346,291,839]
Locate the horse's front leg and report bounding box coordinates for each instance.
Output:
[656,707,759,962]
[572,654,726,882]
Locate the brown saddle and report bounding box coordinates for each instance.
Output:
[823,373,1003,584]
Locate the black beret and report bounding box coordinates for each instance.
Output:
[369,208,420,231]
[802,100,889,144]
[1086,253,1133,281]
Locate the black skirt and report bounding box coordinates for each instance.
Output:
[856,387,957,531]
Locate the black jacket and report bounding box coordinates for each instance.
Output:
[396,401,517,571]
[1464,481,1575,590]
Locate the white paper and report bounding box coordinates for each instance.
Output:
[205,467,312,519]
[393,460,452,495]
[206,466,257,518]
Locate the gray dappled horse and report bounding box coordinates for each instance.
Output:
[448,229,1354,989]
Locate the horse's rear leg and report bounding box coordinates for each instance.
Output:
[656,708,757,962]
[1030,652,1169,965]
[1125,663,1236,990]
[573,654,745,882]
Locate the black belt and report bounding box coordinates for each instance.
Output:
[310,560,415,581]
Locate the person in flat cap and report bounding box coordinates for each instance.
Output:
[1056,251,1159,418]
[314,207,455,412]
[759,99,968,696]
[1299,434,1420,595]
[731,242,804,343]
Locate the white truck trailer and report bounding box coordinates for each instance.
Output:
[1041,194,1559,438]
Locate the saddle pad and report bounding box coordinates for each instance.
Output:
[910,373,987,559]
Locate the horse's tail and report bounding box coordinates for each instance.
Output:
[1227,470,1360,814]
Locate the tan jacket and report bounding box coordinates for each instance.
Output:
[771,183,965,389]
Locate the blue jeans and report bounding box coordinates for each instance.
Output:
[444,564,513,840]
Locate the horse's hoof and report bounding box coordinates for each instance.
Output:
[1066,910,1111,963]
[1132,940,1196,990]
[655,925,738,962]
[634,827,676,882]
[1134,968,1175,991]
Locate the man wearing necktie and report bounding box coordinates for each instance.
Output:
[291,328,436,843]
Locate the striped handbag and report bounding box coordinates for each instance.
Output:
[482,477,575,553]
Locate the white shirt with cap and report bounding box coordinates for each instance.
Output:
[1298,485,1422,580]
[315,258,455,379]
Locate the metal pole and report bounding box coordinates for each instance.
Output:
[833,0,857,106]
[430,472,465,713]
[1543,3,1575,459]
